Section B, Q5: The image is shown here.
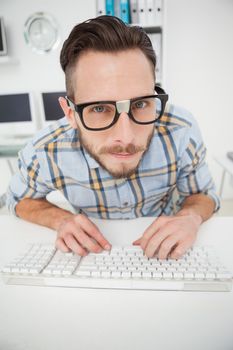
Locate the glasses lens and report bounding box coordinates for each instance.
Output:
[131,96,162,123]
[83,103,116,129]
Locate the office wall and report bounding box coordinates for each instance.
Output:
[1,0,233,198]
[163,0,233,198]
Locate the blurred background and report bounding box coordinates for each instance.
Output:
[0,0,233,215]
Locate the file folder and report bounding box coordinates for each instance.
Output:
[154,0,163,26]
[147,0,156,26]
[96,0,106,16]
[106,0,115,16]
[130,0,139,24]
[114,0,121,18]
[120,0,130,23]
[138,0,147,26]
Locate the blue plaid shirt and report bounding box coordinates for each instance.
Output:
[6,103,220,219]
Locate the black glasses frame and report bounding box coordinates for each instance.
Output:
[66,85,168,131]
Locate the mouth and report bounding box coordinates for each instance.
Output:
[109,152,138,159]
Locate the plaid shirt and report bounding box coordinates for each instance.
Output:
[6,103,220,219]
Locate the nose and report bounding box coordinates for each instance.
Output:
[111,112,135,145]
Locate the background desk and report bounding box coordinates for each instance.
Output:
[0,144,23,175]
[0,215,233,350]
[214,154,233,197]
[0,144,24,208]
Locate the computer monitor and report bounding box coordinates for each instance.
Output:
[0,93,36,137]
[41,91,66,124]
[0,17,7,56]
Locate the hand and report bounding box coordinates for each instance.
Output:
[55,214,111,256]
[133,212,202,260]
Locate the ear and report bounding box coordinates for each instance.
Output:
[58,97,77,129]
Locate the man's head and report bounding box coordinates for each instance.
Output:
[59,16,158,179]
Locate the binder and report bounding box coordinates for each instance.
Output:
[138,0,147,26]
[106,0,115,16]
[114,0,121,18]
[154,0,163,26]
[147,0,156,26]
[130,0,139,24]
[96,0,106,16]
[120,0,130,24]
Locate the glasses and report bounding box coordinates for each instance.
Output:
[66,85,168,131]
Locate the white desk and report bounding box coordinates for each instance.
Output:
[0,215,233,350]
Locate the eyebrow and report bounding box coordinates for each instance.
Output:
[75,93,156,106]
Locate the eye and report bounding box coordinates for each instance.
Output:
[92,105,106,113]
[133,100,147,109]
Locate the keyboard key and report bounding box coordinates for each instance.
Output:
[75,270,91,277]
[205,273,216,280]
[91,271,101,278]
[111,271,121,278]
[132,271,142,278]
[101,271,111,278]
[152,272,163,279]
[142,271,152,278]
[184,272,194,279]
[163,272,173,279]
[194,272,205,280]
[52,269,63,275]
[121,271,131,278]
[173,272,183,279]
[79,266,98,271]
[217,272,232,280]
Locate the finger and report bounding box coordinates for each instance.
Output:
[144,228,172,258]
[74,230,103,253]
[157,236,179,260]
[140,216,172,250]
[55,237,71,253]
[169,240,193,260]
[64,233,88,256]
[76,214,111,250]
[132,238,141,245]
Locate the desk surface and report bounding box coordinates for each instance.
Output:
[0,215,233,350]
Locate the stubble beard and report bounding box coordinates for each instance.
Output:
[77,128,154,179]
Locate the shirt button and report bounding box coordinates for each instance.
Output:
[123,202,128,206]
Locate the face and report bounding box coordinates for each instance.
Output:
[60,49,155,179]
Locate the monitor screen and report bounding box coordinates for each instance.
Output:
[0,17,7,56]
[0,93,32,123]
[42,92,66,121]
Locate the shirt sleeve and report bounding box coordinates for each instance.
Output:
[176,115,220,212]
[6,140,51,216]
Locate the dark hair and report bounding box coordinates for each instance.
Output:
[60,15,156,99]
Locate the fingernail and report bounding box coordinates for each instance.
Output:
[104,244,111,250]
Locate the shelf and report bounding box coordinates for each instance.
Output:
[129,24,162,33]
[0,56,19,65]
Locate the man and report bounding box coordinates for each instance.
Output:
[7,16,219,260]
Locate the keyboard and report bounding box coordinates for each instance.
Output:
[1,244,232,292]
[0,136,32,147]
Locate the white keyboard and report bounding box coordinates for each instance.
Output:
[1,244,232,291]
[0,136,31,147]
